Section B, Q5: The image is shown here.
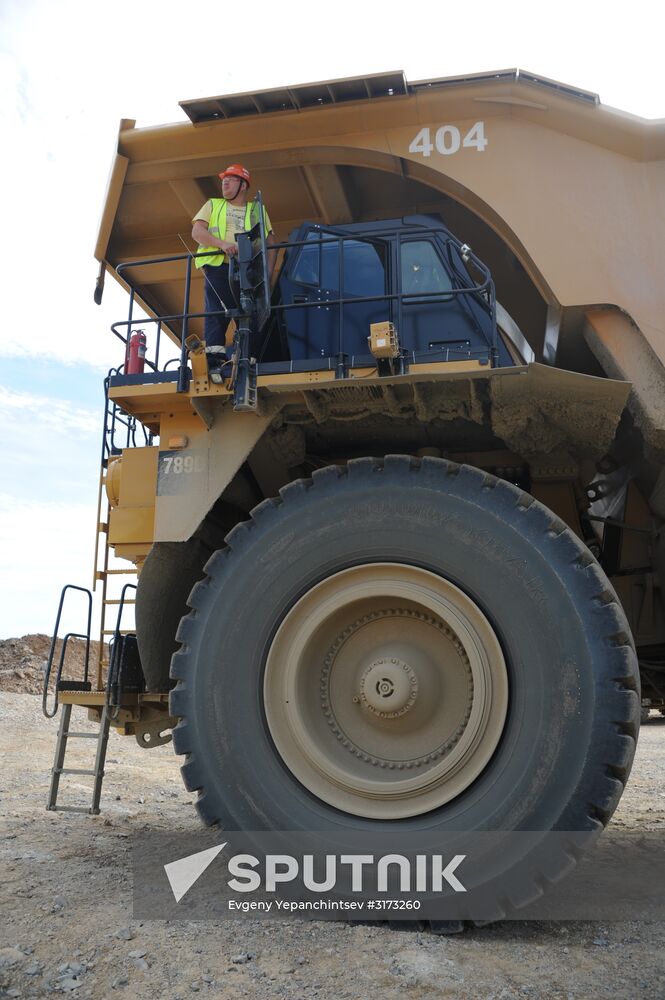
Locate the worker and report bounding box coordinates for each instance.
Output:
[191,164,276,373]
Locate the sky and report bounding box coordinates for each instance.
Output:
[0,0,663,640]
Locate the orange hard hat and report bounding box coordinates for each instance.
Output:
[218,163,251,186]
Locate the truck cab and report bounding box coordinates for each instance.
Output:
[263,216,515,369]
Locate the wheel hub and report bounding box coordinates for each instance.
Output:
[264,564,508,819]
[359,657,417,718]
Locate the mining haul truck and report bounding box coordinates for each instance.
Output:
[44,69,664,916]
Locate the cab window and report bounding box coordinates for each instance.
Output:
[293,233,387,296]
[401,240,452,295]
[291,232,321,285]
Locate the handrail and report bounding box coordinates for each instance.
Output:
[101,367,151,461]
[115,230,494,297]
[42,585,93,718]
[105,583,138,720]
[110,213,499,382]
[178,255,192,393]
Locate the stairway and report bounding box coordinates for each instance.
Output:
[46,702,111,815]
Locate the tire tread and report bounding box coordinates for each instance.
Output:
[167,455,639,923]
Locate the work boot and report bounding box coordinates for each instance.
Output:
[206,346,230,383]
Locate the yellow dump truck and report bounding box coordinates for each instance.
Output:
[44,69,664,915]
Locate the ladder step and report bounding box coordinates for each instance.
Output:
[104,599,136,605]
[102,629,134,635]
[48,805,98,814]
[98,522,108,532]
[64,732,99,739]
[55,768,100,776]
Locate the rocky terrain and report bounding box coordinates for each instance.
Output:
[0,636,664,999]
[0,635,102,696]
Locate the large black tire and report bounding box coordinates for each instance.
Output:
[136,540,213,691]
[170,457,638,910]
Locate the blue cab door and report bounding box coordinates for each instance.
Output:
[281,230,390,361]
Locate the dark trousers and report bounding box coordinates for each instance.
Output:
[202,264,233,349]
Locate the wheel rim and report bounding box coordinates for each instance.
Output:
[263,563,509,819]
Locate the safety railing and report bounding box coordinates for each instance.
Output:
[42,585,93,718]
[109,205,499,391]
[101,366,153,462]
[105,583,140,720]
[113,247,232,394]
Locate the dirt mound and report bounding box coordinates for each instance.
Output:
[0,634,103,695]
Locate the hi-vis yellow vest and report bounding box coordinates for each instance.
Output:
[194,199,268,268]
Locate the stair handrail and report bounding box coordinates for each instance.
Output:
[42,585,93,718]
[105,583,138,720]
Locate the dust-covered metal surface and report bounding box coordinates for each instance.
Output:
[584,308,665,462]
[111,364,628,545]
[487,363,631,463]
[267,363,630,465]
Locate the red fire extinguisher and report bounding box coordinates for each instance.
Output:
[127,330,147,374]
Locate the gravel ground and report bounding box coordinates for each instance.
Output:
[1,691,664,1000]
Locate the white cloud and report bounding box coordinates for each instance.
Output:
[0,493,136,639]
[0,386,98,435]
[0,495,98,637]
[0,382,101,514]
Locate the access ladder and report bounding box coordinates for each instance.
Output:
[43,581,137,814]
[46,702,111,815]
